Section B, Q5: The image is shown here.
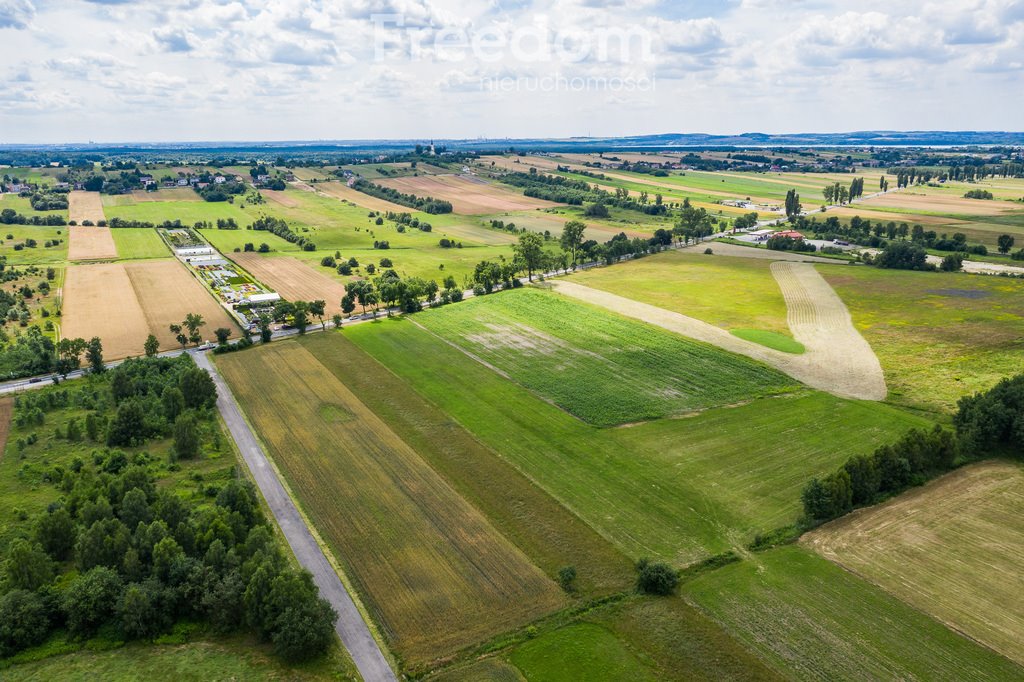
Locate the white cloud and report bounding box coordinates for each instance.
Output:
[1,0,1023,139]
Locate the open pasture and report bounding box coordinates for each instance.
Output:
[684,546,1022,680]
[820,264,1024,412]
[62,260,236,358]
[348,318,923,564]
[230,253,347,315]
[0,224,68,265]
[415,287,797,426]
[68,225,118,261]
[377,174,560,214]
[67,190,105,224]
[216,341,565,666]
[805,460,1024,666]
[570,250,792,338]
[104,198,251,227]
[102,188,203,206]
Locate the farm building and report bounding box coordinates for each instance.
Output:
[176,246,216,258]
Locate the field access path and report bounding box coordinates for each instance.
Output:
[194,353,397,682]
[551,261,887,401]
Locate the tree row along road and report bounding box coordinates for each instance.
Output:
[193,352,397,682]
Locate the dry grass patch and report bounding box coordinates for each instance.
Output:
[216,342,565,667]
[861,190,1019,215]
[67,191,105,223]
[378,175,559,214]
[805,460,1024,666]
[230,253,346,316]
[68,226,118,261]
[261,190,299,207]
[62,260,235,358]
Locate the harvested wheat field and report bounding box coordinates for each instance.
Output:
[130,187,201,202]
[62,260,236,358]
[230,253,346,315]
[67,190,106,223]
[316,181,410,213]
[861,190,1020,215]
[378,174,559,214]
[127,260,237,348]
[805,460,1024,666]
[261,190,299,207]
[68,226,118,261]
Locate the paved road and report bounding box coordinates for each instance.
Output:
[194,353,396,682]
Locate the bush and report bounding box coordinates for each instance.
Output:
[0,590,50,656]
[635,559,679,595]
[557,566,577,592]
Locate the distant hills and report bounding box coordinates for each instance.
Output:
[3,131,1023,155]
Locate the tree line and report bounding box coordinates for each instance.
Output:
[801,374,1024,524]
[351,179,453,214]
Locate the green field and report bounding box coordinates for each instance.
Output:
[414,288,798,426]
[2,636,356,681]
[820,264,1024,412]
[103,199,252,226]
[684,546,1022,680]
[109,228,170,259]
[0,224,68,264]
[302,332,634,598]
[509,623,655,682]
[216,341,565,668]
[569,250,793,337]
[347,318,926,564]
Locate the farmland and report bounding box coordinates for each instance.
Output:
[820,264,1024,412]
[215,341,566,667]
[414,287,798,426]
[805,461,1024,665]
[109,227,170,259]
[229,253,347,315]
[683,546,1022,680]
[67,190,105,224]
[376,174,560,214]
[67,225,117,261]
[345,317,925,564]
[61,260,237,358]
[4,147,1024,680]
[569,249,793,337]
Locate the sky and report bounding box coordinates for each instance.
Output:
[0,0,1022,143]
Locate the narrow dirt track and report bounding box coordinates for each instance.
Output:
[550,262,886,401]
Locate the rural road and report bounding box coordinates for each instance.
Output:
[193,353,396,682]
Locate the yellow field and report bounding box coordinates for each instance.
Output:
[377,175,559,214]
[68,190,106,224]
[230,253,346,316]
[805,461,1024,665]
[62,260,236,358]
[216,342,565,666]
[68,225,118,261]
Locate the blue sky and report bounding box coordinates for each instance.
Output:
[0,0,1022,142]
